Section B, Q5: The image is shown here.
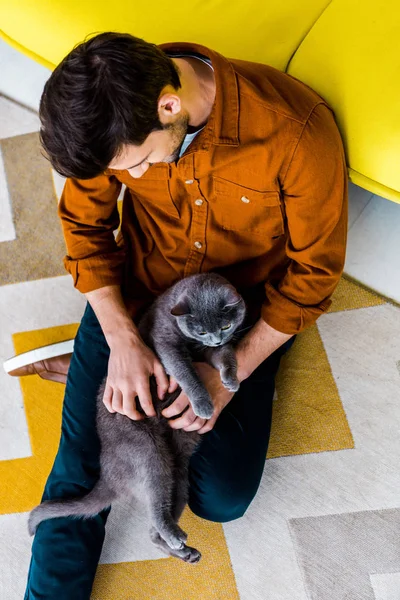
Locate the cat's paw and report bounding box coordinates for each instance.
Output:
[181,546,202,564]
[222,378,240,393]
[191,393,214,419]
[194,403,214,420]
[149,526,201,563]
[220,368,240,393]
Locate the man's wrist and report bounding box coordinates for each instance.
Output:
[85,284,142,348]
[105,325,142,350]
[235,318,293,382]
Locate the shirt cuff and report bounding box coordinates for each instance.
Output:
[63,251,126,294]
[261,281,332,334]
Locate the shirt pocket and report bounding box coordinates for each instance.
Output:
[212,177,285,237]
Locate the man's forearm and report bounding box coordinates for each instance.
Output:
[235,318,294,383]
[85,287,293,376]
[85,285,141,348]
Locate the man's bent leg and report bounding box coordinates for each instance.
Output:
[188,335,296,523]
[24,303,111,600]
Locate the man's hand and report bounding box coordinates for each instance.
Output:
[103,334,170,420]
[84,285,172,422]
[160,362,235,434]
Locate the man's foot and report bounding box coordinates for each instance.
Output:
[3,340,74,384]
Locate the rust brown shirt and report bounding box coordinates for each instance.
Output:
[58,41,348,334]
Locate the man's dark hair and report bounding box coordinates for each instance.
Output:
[39,32,182,179]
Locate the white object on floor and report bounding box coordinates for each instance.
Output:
[0,275,85,461]
[3,339,74,373]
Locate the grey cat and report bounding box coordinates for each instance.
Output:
[28,272,247,563]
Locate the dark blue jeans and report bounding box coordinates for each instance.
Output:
[24,301,296,599]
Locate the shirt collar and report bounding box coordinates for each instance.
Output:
[158,41,239,148]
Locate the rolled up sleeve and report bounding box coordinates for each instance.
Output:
[58,172,126,293]
[261,102,349,334]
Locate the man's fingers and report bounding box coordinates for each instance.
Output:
[197,415,216,434]
[168,405,197,429]
[183,417,208,432]
[111,388,123,414]
[168,376,179,393]
[136,380,156,418]
[121,394,145,420]
[154,363,169,400]
[161,391,189,418]
[102,384,115,413]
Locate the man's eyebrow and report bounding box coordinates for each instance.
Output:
[125,152,151,169]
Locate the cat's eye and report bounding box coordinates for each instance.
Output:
[221,323,231,331]
[199,331,207,335]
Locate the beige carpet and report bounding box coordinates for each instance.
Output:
[1,94,400,600]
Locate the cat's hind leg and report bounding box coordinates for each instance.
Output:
[149,526,201,563]
[169,442,196,525]
[143,453,188,550]
[148,440,202,562]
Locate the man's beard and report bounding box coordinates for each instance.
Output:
[161,113,189,163]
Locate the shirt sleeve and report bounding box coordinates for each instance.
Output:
[261,102,349,335]
[58,171,126,293]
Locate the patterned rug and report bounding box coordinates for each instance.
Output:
[1,94,399,600]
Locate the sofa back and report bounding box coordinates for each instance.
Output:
[1,0,399,202]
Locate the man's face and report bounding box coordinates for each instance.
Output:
[108,111,190,178]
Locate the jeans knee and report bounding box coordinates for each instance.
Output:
[188,489,254,523]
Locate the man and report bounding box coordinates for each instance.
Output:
[9,32,348,599]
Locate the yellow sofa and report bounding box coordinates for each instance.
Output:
[1,0,399,203]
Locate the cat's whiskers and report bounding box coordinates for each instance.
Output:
[233,324,253,334]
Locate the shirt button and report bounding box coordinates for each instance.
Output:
[195,199,203,206]
[194,241,202,249]
[185,179,194,184]
[241,196,250,203]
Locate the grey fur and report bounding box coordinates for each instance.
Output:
[28,273,247,563]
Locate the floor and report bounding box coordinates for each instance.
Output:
[1,38,399,304]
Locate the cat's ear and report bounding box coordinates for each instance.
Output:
[170,298,191,317]
[223,287,243,309]
[224,299,243,308]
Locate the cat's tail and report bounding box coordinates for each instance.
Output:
[28,480,116,536]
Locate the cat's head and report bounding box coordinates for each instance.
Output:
[170,274,246,347]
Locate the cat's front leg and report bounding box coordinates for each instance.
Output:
[204,344,240,393]
[161,352,214,419]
